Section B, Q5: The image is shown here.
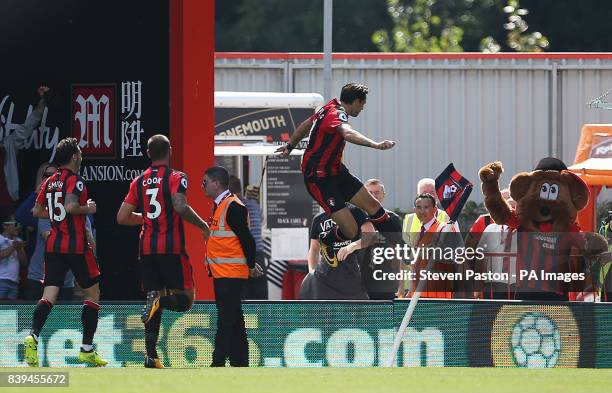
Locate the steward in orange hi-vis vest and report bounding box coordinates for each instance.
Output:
[409,219,453,299]
[203,166,263,368]
[207,193,249,279]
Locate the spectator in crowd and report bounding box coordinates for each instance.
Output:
[15,162,55,231]
[399,178,461,296]
[0,86,50,218]
[16,162,61,259]
[229,176,267,299]
[459,188,515,298]
[402,178,459,245]
[598,211,612,301]
[465,188,515,249]
[300,203,374,300]
[406,193,463,299]
[360,178,402,300]
[14,162,55,296]
[0,216,27,300]
[24,217,81,301]
[474,221,517,299]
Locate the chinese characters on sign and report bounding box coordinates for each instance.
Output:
[121,81,144,158]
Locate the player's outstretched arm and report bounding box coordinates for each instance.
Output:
[337,123,396,150]
[275,118,313,158]
[116,202,144,226]
[171,193,211,236]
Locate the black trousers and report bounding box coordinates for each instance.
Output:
[241,251,268,300]
[212,278,248,367]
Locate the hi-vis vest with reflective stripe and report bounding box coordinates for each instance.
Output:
[409,219,452,299]
[206,194,249,279]
[402,209,449,245]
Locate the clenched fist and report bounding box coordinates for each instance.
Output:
[375,140,396,150]
[479,161,504,183]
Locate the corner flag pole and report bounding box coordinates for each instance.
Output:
[385,163,472,366]
[384,257,435,367]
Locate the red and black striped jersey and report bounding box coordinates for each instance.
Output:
[505,209,585,293]
[516,231,582,293]
[124,165,187,256]
[301,98,349,178]
[35,168,88,254]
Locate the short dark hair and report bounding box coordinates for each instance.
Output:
[54,138,80,166]
[228,175,242,195]
[147,134,171,161]
[340,83,369,104]
[205,166,229,188]
[414,192,436,207]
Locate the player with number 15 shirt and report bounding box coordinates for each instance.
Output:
[36,167,89,254]
[26,137,107,368]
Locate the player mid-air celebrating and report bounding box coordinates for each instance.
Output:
[276,83,401,265]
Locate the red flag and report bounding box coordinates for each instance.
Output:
[435,163,473,222]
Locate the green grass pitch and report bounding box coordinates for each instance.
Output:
[2,368,612,393]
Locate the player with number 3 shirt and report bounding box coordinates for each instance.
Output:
[117,134,210,369]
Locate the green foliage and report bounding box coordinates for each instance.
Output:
[215,0,393,52]
[373,0,464,52]
[480,0,549,52]
[457,200,487,231]
[373,0,548,53]
[217,0,612,53]
[597,200,612,232]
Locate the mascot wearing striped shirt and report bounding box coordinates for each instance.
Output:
[479,157,608,300]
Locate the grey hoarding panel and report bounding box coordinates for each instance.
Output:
[216,55,612,211]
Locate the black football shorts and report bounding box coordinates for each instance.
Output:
[304,169,363,215]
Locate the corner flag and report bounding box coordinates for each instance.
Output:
[435,163,473,222]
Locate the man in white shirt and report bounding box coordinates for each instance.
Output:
[474,223,517,299]
[0,86,50,217]
[0,218,27,299]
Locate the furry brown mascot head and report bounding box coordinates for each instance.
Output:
[509,158,589,232]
